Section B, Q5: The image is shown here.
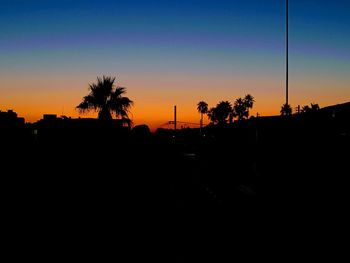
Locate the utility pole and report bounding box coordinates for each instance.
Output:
[174,105,177,131]
[286,0,289,106]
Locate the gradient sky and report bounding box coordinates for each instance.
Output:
[0,0,349,129]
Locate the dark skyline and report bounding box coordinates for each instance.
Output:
[0,0,349,129]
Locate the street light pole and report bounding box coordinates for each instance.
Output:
[174,105,177,131]
[286,0,289,106]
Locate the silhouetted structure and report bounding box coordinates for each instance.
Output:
[0,110,25,127]
[286,0,289,106]
[43,114,58,121]
[0,109,26,147]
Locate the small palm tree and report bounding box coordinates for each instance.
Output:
[280,103,292,116]
[301,103,319,114]
[197,101,208,130]
[77,76,133,125]
[301,105,311,113]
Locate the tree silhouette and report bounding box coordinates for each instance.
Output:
[77,76,133,125]
[197,101,208,130]
[280,103,292,116]
[233,98,247,120]
[229,109,235,124]
[232,94,255,121]
[301,105,311,113]
[207,101,232,125]
[216,101,232,124]
[207,107,217,124]
[301,103,320,114]
[244,94,255,117]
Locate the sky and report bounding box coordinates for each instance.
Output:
[0,0,349,129]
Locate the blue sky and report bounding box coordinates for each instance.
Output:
[1,0,348,74]
[0,0,349,126]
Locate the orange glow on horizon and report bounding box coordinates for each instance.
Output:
[1,72,349,131]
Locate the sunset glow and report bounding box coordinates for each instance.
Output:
[1,0,349,130]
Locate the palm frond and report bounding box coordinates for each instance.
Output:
[76,76,133,121]
[76,95,98,113]
[113,86,127,97]
[197,101,208,114]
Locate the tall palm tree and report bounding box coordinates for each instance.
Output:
[197,101,208,130]
[280,103,292,116]
[244,94,255,117]
[233,98,247,120]
[77,76,133,125]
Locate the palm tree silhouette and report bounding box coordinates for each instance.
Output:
[280,103,292,116]
[233,94,255,121]
[301,103,320,114]
[77,76,133,125]
[197,101,208,131]
[244,94,255,117]
[212,101,232,125]
[207,107,217,124]
[233,98,247,120]
[301,105,311,113]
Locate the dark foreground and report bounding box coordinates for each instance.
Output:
[1,105,350,261]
